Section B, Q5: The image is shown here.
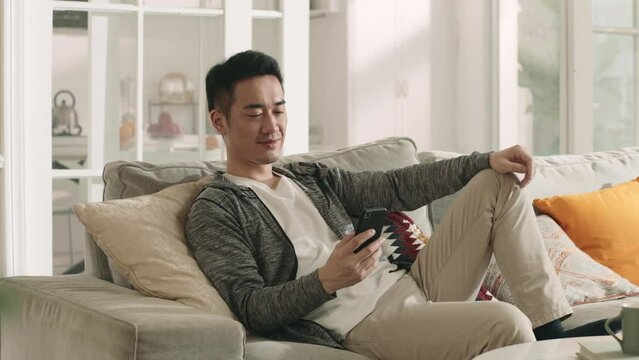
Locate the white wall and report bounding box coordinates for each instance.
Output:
[309,0,499,153]
[309,1,348,150]
[427,0,494,153]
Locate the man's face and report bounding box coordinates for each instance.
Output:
[213,75,287,167]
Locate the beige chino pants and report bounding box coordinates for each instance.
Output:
[345,169,573,360]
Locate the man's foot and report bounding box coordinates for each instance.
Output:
[533,318,622,341]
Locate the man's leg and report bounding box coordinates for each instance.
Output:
[345,276,535,360]
[410,169,572,327]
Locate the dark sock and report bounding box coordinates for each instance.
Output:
[533,319,565,340]
[533,318,623,341]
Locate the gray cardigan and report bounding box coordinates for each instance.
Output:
[185,153,491,348]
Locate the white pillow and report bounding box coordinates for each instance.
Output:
[483,215,639,306]
[75,176,235,319]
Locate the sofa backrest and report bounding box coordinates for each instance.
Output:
[525,147,639,198]
[87,137,432,284]
[418,146,639,199]
[418,146,639,230]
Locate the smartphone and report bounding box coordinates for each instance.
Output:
[353,207,387,253]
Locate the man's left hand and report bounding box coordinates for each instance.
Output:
[489,145,535,188]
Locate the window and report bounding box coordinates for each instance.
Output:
[592,0,639,151]
[518,0,561,155]
[518,0,639,155]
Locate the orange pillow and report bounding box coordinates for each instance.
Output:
[533,177,639,285]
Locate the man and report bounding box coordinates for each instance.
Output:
[186,50,615,360]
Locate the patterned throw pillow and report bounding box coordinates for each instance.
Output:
[381,211,496,301]
[381,212,429,270]
[483,215,639,306]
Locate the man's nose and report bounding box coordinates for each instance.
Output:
[261,111,279,132]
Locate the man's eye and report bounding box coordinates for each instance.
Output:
[247,113,262,118]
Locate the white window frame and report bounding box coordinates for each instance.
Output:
[2,0,53,277]
[562,0,594,154]
[2,0,309,277]
[491,0,520,150]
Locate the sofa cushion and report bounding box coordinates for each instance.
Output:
[483,215,639,306]
[1,275,244,360]
[97,137,432,285]
[533,178,639,285]
[75,176,235,319]
[564,297,639,330]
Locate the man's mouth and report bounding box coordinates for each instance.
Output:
[257,138,281,148]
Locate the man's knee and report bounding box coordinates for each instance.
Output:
[488,302,536,345]
[471,169,518,189]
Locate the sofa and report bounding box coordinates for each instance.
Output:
[1,136,638,359]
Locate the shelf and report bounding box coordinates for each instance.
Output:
[52,1,225,17]
[143,6,224,17]
[52,169,103,179]
[52,1,138,14]
[592,26,639,35]
[51,2,322,20]
[142,133,200,152]
[252,10,282,19]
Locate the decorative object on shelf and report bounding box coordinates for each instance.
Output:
[120,77,136,150]
[147,101,198,135]
[148,111,182,139]
[158,73,194,104]
[52,90,83,136]
[120,121,136,150]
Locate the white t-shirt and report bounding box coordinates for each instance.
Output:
[225,173,405,336]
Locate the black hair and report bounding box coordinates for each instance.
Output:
[205,50,283,116]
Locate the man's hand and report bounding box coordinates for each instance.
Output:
[489,145,535,188]
[318,230,384,294]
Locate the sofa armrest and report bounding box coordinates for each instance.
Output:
[1,275,245,360]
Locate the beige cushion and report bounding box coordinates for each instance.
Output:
[74,176,235,319]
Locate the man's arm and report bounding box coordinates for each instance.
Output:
[325,151,492,216]
[185,197,334,334]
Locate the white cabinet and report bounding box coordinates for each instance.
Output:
[310,0,431,151]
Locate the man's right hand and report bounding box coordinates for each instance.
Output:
[317,230,384,294]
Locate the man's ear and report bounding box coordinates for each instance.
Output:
[210,109,227,134]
